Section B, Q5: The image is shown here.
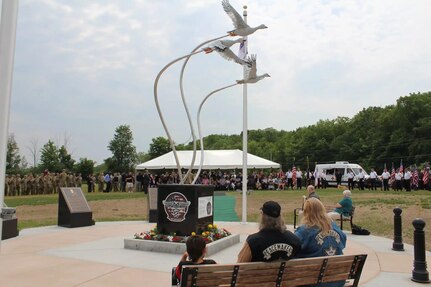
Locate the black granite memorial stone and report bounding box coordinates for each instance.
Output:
[157,184,214,236]
[58,187,95,228]
[2,218,19,240]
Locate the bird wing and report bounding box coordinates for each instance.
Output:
[246,54,257,78]
[217,47,248,66]
[212,40,227,52]
[222,0,248,29]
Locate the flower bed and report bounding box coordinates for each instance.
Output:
[134,224,231,243]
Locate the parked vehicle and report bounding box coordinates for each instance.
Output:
[315,162,368,187]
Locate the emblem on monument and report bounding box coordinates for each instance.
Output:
[162,192,191,222]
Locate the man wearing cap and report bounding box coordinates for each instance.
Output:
[237,201,301,262]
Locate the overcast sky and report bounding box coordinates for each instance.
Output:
[5,0,431,165]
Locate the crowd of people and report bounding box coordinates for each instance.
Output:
[4,164,430,197]
[4,170,83,196]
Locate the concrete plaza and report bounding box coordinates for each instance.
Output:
[1,221,430,286]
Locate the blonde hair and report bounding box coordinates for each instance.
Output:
[301,198,332,234]
[259,213,287,233]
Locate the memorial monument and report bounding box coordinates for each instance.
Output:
[127,0,268,253]
[58,187,95,228]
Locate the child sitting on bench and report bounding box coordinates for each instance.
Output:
[174,235,217,282]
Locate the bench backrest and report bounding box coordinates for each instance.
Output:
[180,254,367,287]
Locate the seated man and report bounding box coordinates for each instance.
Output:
[296,185,321,225]
[306,185,320,200]
[237,201,301,262]
[327,189,353,220]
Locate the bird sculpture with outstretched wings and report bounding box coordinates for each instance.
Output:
[222,0,267,36]
[236,54,270,84]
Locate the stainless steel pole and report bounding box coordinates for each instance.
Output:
[241,5,248,224]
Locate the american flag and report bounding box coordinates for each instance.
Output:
[412,168,419,188]
[390,163,395,185]
[292,165,297,187]
[238,39,247,59]
[399,160,404,173]
[424,168,429,185]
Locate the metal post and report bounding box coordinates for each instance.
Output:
[0,0,20,249]
[392,207,404,251]
[241,5,248,224]
[412,218,430,283]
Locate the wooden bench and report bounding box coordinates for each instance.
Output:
[293,206,355,230]
[175,254,367,287]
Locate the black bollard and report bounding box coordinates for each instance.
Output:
[392,207,404,251]
[412,218,430,283]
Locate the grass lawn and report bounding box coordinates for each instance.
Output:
[4,186,431,250]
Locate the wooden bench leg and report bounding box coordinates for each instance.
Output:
[340,214,343,230]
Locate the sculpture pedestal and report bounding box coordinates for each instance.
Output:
[157,184,214,236]
[124,233,240,256]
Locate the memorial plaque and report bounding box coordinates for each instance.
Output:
[58,187,94,228]
[1,218,19,240]
[148,187,158,223]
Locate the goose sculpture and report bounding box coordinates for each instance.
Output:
[203,38,251,66]
[222,0,268,37]
[236,54,270,84]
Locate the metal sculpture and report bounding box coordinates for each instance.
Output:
[154,0,268,185]
[193,54,269,183]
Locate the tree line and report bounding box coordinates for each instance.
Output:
[175,91,431,171]
[6,91,431,177]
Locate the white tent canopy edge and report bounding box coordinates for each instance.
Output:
[136,149,280,170]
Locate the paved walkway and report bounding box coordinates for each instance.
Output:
[1,221,430,286]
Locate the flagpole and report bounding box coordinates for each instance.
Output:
[241,5,248,224]
[0,0,20,249]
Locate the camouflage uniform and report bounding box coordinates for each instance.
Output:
[97,173,104,192]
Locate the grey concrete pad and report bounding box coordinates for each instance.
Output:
[1,221,430,286]
[361,272,425,287]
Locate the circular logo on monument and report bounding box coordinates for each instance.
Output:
[162,192,191,222]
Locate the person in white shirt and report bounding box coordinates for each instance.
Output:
[403,169,412,192]
[286,170,293,190]
[381,169,390,191]
[296,168,303,190]
[357,169,365,190]
[395,170,403,191]
[347,170,355,190]
[369,168,378,191]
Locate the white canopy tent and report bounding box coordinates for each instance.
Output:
[136,149,280,170]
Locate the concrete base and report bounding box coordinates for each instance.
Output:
[124,234,240,256]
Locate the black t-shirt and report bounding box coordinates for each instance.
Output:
[247,228,301,262]
[175,259,216,281]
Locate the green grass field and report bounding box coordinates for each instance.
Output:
[4,187,431,250]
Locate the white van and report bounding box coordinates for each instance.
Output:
[315,161,368,187]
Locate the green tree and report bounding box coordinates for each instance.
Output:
[6,134,24,174]
[39,140,61,172]
[74,158,95,179]
[59,145,75,171]
[148,137,171,159]
[106,125,137,172]
[137,151,150,163]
